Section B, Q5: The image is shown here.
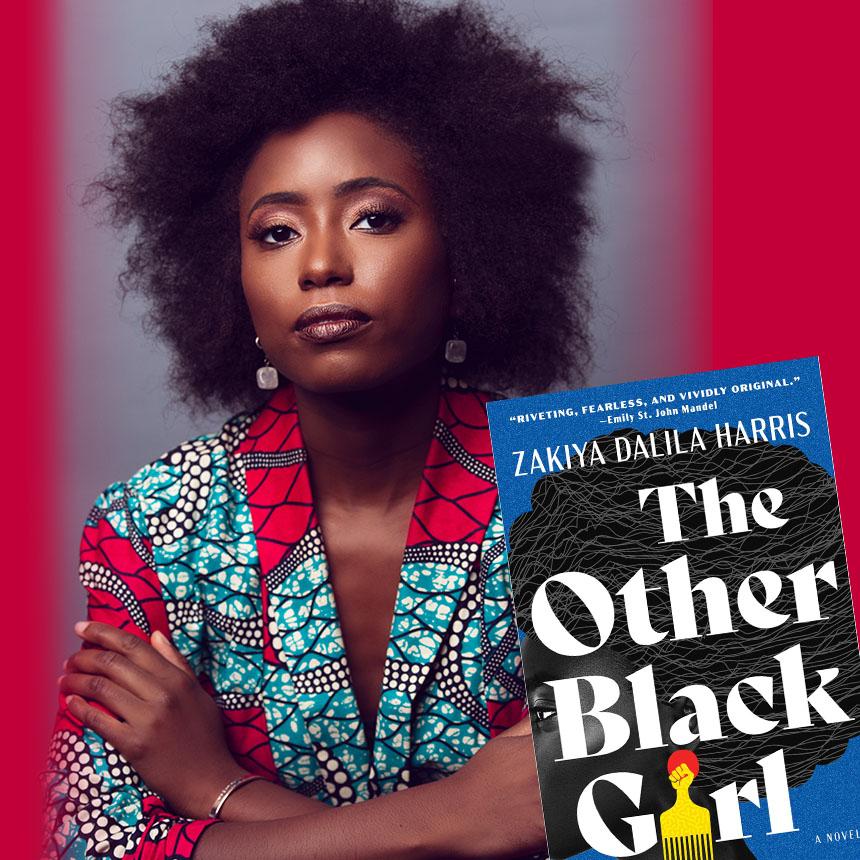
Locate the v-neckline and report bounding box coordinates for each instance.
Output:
[237,382,500,794]
[309,431,433,745]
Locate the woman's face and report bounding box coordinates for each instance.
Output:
[238,111,450,394]
[522,635,677,859]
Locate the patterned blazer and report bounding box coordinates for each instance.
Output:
[44,384,525,859]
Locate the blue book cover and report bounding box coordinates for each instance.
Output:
[486,357,860,860]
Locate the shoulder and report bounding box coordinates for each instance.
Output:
[437,384,507,467]
[437,384,498,460]
[89,406,260,541]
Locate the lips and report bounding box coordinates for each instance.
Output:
[294,302,371,344]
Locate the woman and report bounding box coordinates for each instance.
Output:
[45,0,595,857]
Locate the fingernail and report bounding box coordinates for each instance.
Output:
[57,674,65,686]
[62,659,69,671]
[74,621,89,636]
[152,630,167,646]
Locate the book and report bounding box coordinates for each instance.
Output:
[486,357,860,860]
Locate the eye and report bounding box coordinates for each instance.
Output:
[533,707,557,723]
[261,224,299,245]
[351,206,404,233]
[250,223,299,245]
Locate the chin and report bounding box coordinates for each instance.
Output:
[285,349,439,396]
[287,363,404,396]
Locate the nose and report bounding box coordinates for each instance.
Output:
[298,229,354,291]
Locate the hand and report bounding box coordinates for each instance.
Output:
[60,621,248,819]
[670,763,694,790]
[446,716,547,858]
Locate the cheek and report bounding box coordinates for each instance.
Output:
[240,250,268,322]
[240,249,298,332]
[370,233,450,333]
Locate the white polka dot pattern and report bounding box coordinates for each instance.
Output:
[164,598,203,629]
[146,441,216,547]
[292,655,351,695]
[433,419,496,484]
[203,605,264,649]
[315,747,356,806]
[44,732,149,858]
[432,569,489,726]
[265,526,324,592]
[403,542,479,569]
[214,690,263,709]
[382,659,431,694]
[79,562,149,634]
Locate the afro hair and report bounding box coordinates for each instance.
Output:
[90,0,599,413]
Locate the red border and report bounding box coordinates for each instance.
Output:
[712,2,859,601]
[2,0,57,854]
[10,0,859,850]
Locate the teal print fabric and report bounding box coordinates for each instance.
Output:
[44,384,525,859]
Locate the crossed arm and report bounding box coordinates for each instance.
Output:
[52,621,545,860]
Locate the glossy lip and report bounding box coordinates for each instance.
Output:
[294,302,372,344]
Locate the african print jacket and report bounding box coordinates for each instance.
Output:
[44,384,525,859]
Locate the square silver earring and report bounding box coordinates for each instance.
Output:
[255,336,279,389]
[444,338,467,363]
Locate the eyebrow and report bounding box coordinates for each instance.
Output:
[247,176,416,220]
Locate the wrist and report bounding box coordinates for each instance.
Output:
[185,759,250,820]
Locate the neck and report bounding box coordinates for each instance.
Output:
[293,362,442,510]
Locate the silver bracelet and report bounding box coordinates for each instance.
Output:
[209,774,266,819]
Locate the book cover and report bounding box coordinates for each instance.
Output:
[487,357,860,860]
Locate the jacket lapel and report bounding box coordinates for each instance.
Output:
[237,387,372,801]
[372,387,499,792]
[236,384,499,800]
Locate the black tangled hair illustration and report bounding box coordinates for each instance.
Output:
[87,0,599,414]
[510,428,860,790]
